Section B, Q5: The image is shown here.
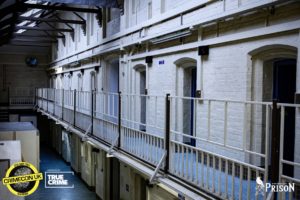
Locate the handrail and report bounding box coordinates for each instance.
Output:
[9,96,35,106]
[36,89,300,106]
[170,140,265,172]
[170,95,273,105]
[171,130,266,158]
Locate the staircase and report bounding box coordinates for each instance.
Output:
[0,107,9,122]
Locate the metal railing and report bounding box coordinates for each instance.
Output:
[36,88,300,200]
[278,103,300,200]
[94,91,119,144]
[169,96,272,199]
[120,93,166,167]
[10,87,34,97]
[9,96,35,105]
[1,87,36,106]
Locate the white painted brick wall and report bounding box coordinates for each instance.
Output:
[121,33,299,162]
[48,1,300,166]
[0,54,48,93]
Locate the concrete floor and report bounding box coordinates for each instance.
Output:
[26,144,98,200]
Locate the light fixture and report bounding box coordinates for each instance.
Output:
[150,30,192,44]
[95,66,100,72]
[69,61,80,68]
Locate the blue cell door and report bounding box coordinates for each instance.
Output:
[107,63,119,122]
[190,68,197,146]
[140,71,146,131]
[273,59,296,177]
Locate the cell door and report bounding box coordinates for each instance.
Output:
[109,158,120,200]
[107,62,119,122]
[140,70,146,131]
[273,59,296,177]
[183,67,196,146]
[190,68,197,146]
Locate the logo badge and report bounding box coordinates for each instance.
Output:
[45,171,74,188]
[256,177,265,196]
[2,162,43,196]
[255,176,295,196]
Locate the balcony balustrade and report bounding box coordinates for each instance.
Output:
[36,88,300,200]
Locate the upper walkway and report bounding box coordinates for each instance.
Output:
[36,88,300,200]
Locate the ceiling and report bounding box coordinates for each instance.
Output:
[0,0,120,50]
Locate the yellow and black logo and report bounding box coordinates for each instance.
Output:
[2,162,43,196]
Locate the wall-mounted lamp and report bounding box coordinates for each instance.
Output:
[95,66,100,73]
[145,56,153,64]
[198,46,209,56]
[92,148,100,153]
[150,30,191,45]
[196,90,201,98]
[69,61,81,68]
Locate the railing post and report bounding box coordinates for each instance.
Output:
[118,91,122,148]
[164,93,171,173]
[53,89,56,116]
[73,89,77,126]
[46,88,49,112]
[7,87,10,105]
[271,99,280,198]
[91,90,94,135]
[62,89,64,120]
[34,88,37,106]
[42,88,44,110]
